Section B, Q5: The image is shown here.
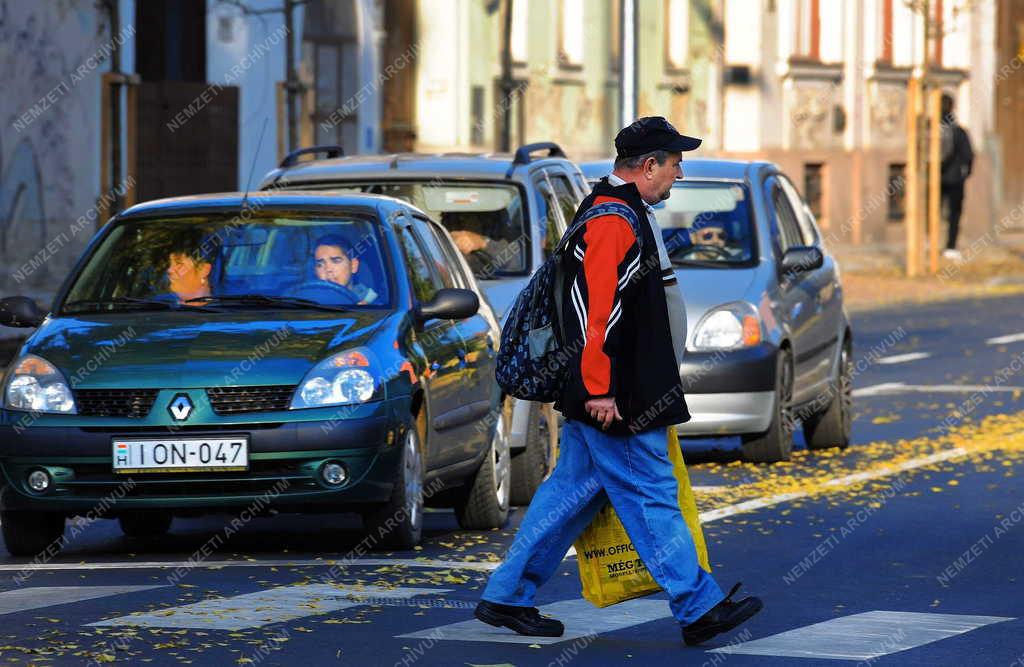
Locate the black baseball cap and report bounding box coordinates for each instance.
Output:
[615,116,702,157]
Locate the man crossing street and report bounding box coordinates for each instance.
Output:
[474,117,763,646]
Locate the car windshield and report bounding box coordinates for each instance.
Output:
[61,213,391,314]
[311,182,528,276]
[653,182,755,266]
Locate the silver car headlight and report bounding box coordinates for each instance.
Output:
[3,354,77,413]
[290,347,381,409]
[690,302,762,351]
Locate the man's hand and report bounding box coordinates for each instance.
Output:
[449,230,488,255]
[585,397,622,430]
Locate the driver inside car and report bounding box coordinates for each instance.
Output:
[686,219,735,260]
[313,234,378,305]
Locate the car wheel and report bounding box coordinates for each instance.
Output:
[118,512,173,538]
[454,404,511,530]
[509,401,558,506]
[364,417,425,550]
[741,348,795,463]
[804,340,853,450]
[1,510,66,557]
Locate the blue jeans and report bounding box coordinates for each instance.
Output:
[481,420,724,625]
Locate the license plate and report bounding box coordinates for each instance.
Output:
[112,437,249,473]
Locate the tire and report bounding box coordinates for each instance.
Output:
[118,512,173,538]
[509,401,558,506]
[1,510,66,557]
[363,415,426,550]
[804,340,853,450]
[454,404,512,530]
[741,348,795,463]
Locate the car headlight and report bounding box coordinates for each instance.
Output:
[290,347,381,409]
[690,302,762,351]
[3,354,77,413]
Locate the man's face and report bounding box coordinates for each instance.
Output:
[167,252,210,297]
[315,244,359,286]
[641,151,683,205]
[691,225,728,247]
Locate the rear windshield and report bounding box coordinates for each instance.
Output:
[61,213,391,313]
[302,182,529,277]
[652,182,755,267]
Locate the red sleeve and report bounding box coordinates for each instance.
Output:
[580,214,639,397]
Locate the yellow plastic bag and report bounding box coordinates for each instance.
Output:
[574,426,711,607]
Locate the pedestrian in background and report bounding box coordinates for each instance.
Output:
[474,117,763,647]
[940,93,974,261]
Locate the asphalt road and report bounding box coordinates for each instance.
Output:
[2,293,1024,666]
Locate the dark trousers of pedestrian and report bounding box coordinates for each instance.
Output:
[942,183,965,250]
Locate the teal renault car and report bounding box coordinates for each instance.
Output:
[0,192,511,555]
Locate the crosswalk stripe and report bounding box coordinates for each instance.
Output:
[396,598,669,645]
[986,332,1024,345]
[876,352,931,364]
[709,610,1014,660]
[0,585,166,616]
[853,382,1024,397]
[89,584,452,631]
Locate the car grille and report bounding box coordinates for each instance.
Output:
[75,389,159,418]
[206,385,296,414]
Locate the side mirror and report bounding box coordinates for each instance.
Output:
[0,297,45,328]
[415,288,479,325]
[780,246,823,276]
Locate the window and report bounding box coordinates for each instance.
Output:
[608,0,621,73]
[546,172,580,232]
[303,0,359,150]
[423,220,471,289]
[559,0,585,68]
[888,163,906,222]
[533,176,564,259]
[802,163,825,222]
[410,217,456,289]
[771,186,804,253]
[779,175,819,245]
[665,0,689,71]
[470,85,485,147]
[398,226,444,303]
[653,182,757,265]
[794,0,821,61]
[510,0,529,64]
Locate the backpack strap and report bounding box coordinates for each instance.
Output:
[555,200,642,256]
[552,200,643,346]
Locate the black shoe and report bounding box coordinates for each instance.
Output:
[474,600,565,637]
[682,582,763,646]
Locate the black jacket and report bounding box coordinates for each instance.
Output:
[941,116,974,187]
[554,178,690,435]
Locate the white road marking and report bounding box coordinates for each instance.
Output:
[853,382,1024,397]
[397,597,668,645]
[876,352,931,365]
[986,332,1024,345]
[710,610,1014,660]
[0,558,501,574]
[89,584,452,631]
[0,585,166,615]
[692,485,729,492]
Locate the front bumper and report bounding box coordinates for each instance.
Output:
[676,344,777,436]
[0,400,406,515]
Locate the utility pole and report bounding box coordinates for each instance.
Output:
[498,0,514,152]
[284,0,298,154]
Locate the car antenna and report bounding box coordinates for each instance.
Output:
[241,117,269,210]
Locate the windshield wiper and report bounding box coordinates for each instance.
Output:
[185,294,350,312]
[63,297,221,313]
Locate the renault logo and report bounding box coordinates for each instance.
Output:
[168,393,194,421]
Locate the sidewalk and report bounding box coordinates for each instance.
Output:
[834,237,1024,312]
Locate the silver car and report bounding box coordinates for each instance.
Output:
[581,159,852,462]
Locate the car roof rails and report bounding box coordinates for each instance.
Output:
[279,145,344,168]
[506,142,567,177]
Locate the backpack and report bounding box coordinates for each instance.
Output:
[495,201,642,402]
